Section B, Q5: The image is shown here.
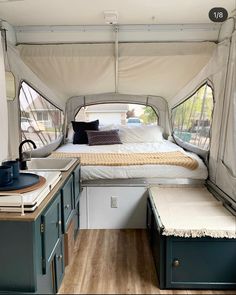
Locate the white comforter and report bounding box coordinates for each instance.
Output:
[56,140,208,181]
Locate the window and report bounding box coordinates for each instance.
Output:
[172,83,213,150]
[37,112,49,122]
[19,82,64,150]
[75,103,158,126]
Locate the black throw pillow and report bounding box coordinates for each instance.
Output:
[72,120,99,144]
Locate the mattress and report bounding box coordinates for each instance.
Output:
[55,140,208,181]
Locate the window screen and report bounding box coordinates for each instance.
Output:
[19,82,64,151]
[75,103,158,126]
[172,83,213,150]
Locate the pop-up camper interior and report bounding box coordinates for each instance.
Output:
[0,0,235,294]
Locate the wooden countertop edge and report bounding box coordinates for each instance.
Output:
[0,160,80,222]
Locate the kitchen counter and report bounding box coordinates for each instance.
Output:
[0,159,80,222]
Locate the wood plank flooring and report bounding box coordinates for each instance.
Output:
[59,230,236,294]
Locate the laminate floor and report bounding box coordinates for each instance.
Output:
[59,229,236,294]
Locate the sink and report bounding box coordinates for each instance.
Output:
[27,158,77,171]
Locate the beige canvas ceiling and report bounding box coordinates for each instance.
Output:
[17,42,216,103]
[0,0,234,26]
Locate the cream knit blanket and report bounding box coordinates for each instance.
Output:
[149,187,236,239]
[51,151,198,170]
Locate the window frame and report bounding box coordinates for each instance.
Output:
[18,80,64,148]
[171,81,215,152]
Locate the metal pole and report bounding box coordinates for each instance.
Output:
[114,25,119,93]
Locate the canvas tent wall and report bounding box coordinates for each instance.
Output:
[1,43,65,159]
[170,19,236,205]
[0,17,235,205]
[0,33,8,162]
[16,41,216,139]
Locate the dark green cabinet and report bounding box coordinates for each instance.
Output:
[41,192,62,273]
[73,164,81,239]
[147,196,236,290]
[74,200,80,239]
[146,198,165,289]
[54,238,65,292]
[61,174,74,233]
[0,221,36,292]
[0,164,81,294]
[166,238,236,289]
[73,164,81,206]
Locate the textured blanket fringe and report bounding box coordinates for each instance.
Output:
[162,228,236,239]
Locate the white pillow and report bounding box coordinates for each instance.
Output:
[99,124,117,131]
[119,125,163,143]
[66,123,74,143]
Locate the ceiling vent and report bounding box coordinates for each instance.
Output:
[104,10,119,25]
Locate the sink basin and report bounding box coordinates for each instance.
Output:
[27,158,77,171]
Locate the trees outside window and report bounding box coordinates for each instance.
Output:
[172,83,213,150]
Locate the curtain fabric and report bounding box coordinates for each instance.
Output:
[215,31,236,202]
[0,35,8,162]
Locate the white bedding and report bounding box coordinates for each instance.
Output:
[55,140,208,181]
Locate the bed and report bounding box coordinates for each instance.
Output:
[53,125,209,230]
[54,140,208,181]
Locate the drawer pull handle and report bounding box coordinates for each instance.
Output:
[65,204,70,209]
[173,260,180,267]
[58,220,62,225]
[57,254,63,260]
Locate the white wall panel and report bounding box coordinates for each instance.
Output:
[79,187,88,229]
[80,186,148,229]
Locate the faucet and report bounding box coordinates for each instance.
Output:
[19,140,37,170]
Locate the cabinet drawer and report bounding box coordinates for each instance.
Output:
[61,175,74,232]
[73,164,81,206]
[41,193,62,273]
[54,238,64,293]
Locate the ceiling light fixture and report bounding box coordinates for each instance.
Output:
[104,10,119,25]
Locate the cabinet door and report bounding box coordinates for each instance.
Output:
[147,198,166,289]
[73,164,81,206]
[61,174,74,232]
[146,198,153,243]
[166,238,236,289]
[41,193,62,273]
[152,215,165,289]
[54,238,65,293]
[74,200,80,239]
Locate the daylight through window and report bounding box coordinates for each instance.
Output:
[75,103,158,126]
[19,82,64,151]
[172,83,214,150]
